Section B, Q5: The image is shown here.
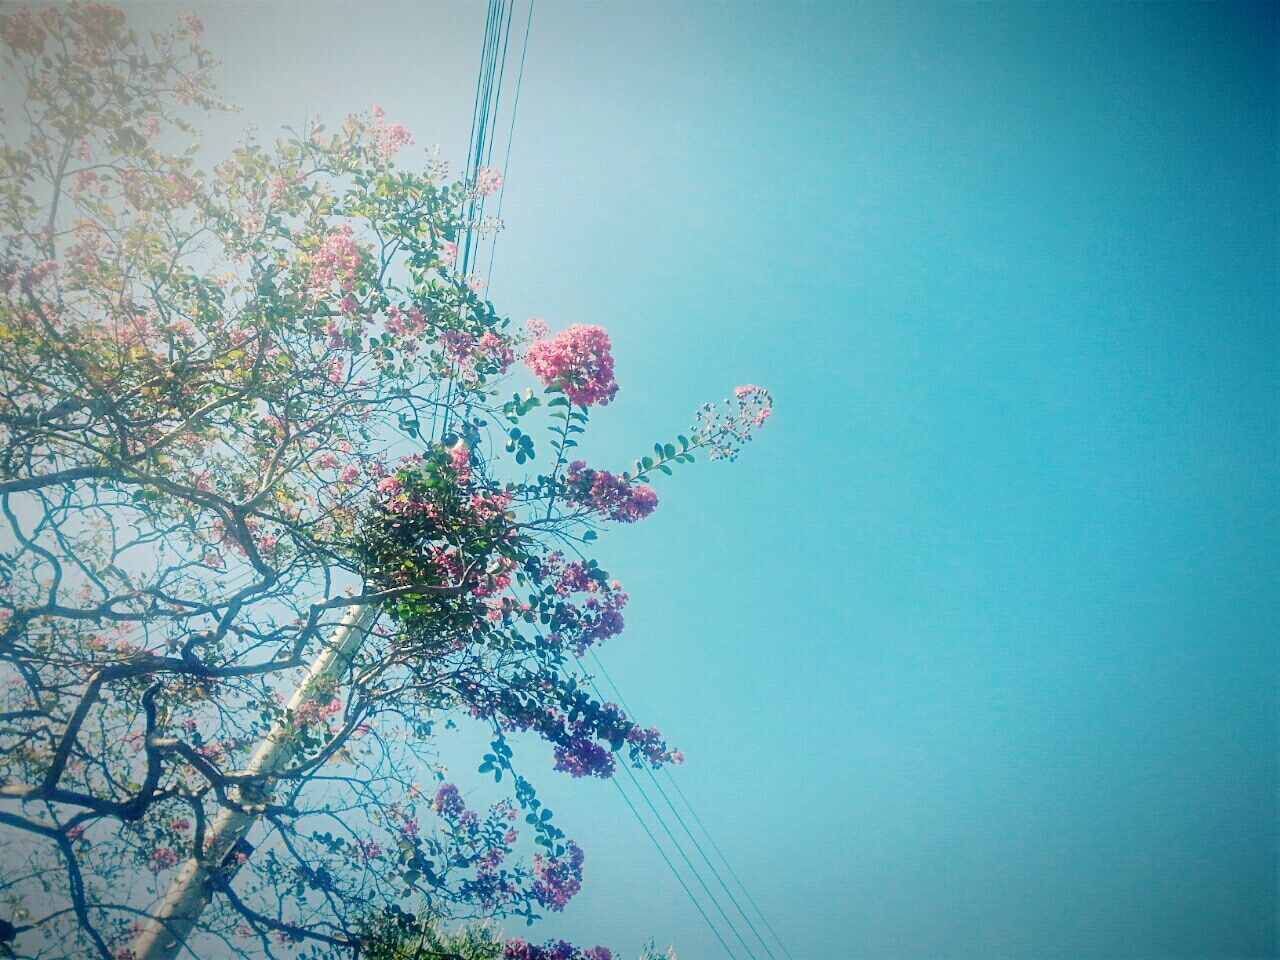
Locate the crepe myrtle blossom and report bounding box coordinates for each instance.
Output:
[476,165,504,196]
[563,461,657,522]
[531,840,585,912]
[524,324,619,406]
[693,383,775,461]
[504,940,613,960]
[303,224,364,294]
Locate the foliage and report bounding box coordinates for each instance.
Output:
[359,912,677,960]
[0,4,771,959]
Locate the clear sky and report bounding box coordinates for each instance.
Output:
[138,3,1276,958]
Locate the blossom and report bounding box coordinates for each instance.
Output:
[553,737,615,778]
[149,847,179,871]
[524,325,618,406]
[351,838,382,864]
[439,239,458,270]
[432,782,465,819]
[525,317,548,340]
[693,384,773,461]
[563,461,656,522]
[177,11,203,36]
[304,225,363,293]
[1,7,44,53]
[531,840,585,911]
[448,442,472,483]
[475,331,515,373]
[476,166,503,196]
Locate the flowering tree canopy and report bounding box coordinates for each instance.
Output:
[0,5,772,959]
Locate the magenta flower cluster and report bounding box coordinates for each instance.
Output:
[432,782,465,819]
[553,737,615,779]
[524,324,618,406]
[541,553,628,653]
[532,839,585,912]
[564,461,657,523]
[504,940,612,960]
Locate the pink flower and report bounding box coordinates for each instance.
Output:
[694,384,773,461]
[448,443,472,483]
[475,331,515,373]
[149,847,179,872]
[177,11,203,36]
[351,838,382,864]
[304,226,363,294]
[475,166,503,196]
[439,240,458,270]
[370,120,413,159]
[339,465,361,484]
[1,7,44,53]
[524,317,548,340]
[524,325,618,406]
[563,462,656,522]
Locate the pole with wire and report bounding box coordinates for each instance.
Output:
[131,603,379,960]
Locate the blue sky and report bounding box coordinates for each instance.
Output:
[165,2,1275,957]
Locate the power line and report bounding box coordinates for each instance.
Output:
[661,767,797,960]
[587,657,778,960]
[586,649,796,960]
[607,775,741,960]
[566,654,762,960]
[485,0,535,293]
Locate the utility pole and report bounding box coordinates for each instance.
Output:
[131,603,380,960]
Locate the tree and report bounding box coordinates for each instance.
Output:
[0,5,773,959]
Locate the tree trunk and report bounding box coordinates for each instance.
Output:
[131,603,380,960]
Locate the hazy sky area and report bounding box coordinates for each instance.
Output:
[127,3,1276,958]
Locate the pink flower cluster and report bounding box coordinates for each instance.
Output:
[532,839,584,912]
[293,697,341,726]
[383,304,428,341]
[476,166,504,196]
[177,11,203,37]
[351,838,382,864]
[149,847,179,872]
[432,782,465,819]
[524,325,618,406]
[504,941,612,960]
[563,461,657,523]
[304,225,363,294]
[553,738,614,779]
[540,553,628,653]
[1,7,43,53]
[369,115,413,159]
[693,383,774,461]
[439,239,458,271]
